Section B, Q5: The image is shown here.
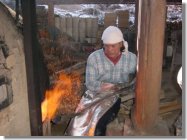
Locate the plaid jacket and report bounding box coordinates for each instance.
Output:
[85,49,137,92]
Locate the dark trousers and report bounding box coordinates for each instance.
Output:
[94,98,121,136]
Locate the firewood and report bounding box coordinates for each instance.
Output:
[159,100,182,115]
[159,99,178,107]
[121,104,131,111]
[120,92,135,102]
[159,112,173,117]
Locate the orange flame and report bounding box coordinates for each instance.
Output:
[41,72,81,122]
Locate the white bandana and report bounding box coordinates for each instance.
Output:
[101,26,128,53]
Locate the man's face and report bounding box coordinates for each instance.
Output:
[104,42,122,58]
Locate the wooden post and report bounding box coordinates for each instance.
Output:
[48,2,54,28]
[132,0,166,131]
[47,2,55,44]
[21,0,43,135]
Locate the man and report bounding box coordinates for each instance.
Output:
[66,26,137,136]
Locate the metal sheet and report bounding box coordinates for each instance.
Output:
[65,90,118,136]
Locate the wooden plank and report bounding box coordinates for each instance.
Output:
[159,104,182,114]
[21,0,44,135]
[159,99,178,107]
[36,0,182,5]
[48,2,54,28]
[159,111,172,117]
[121,93,135,102]
[37,0,135,5]
[159,99,181,116]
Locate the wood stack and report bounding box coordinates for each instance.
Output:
[159,86,182,117]
[116,88,181,121]
[159,98,182,117]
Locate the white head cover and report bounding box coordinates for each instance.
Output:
[101,26,128,53]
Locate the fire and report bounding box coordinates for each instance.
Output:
[41,72,81,122]
[88,127,95,136]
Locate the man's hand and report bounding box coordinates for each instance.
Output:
[100,83,115,92]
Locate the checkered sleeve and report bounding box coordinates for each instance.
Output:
[85,54,102,92]
[129,52,137,74]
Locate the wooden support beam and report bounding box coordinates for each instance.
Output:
[132,0,166,131]
[37,0,135,5]
[21,0,45,136]
[48,2,54,28]
[36,0,181,5]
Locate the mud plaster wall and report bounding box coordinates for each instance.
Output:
[0,3,31,136]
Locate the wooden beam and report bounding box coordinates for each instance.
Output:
[21,0,43,136]
[37,0,135,5]
[47,2,54,28]
[159,105,181,115]
[36,0,181,5]
[132,0,166,131]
